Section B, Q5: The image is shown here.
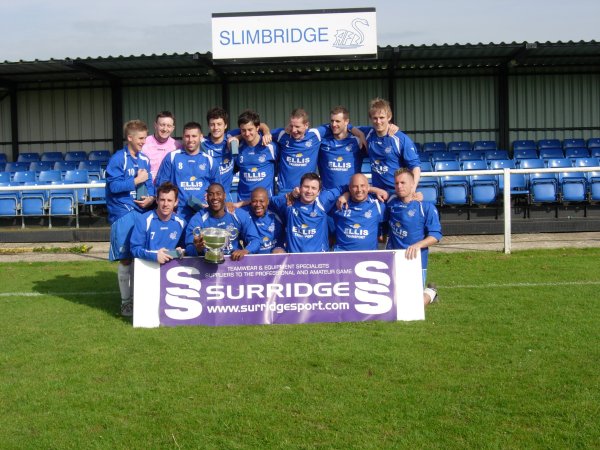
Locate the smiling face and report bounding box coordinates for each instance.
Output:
[156,189,178,221]
[239,121,261,146]
[299,178,321,204]
[182,126,202,155]
[330,112,349,139]
[208,117,227,143]
[349,174,370,203]
[127,131,147,155]
[206,184,226,215]
[369,108,392,136]
[289,117,309,140]
[154,117,175,143]
[250,188,269,218]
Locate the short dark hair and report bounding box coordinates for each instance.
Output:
[206,107,229,126]
[207,182,225,193]
[157,181,179,200]
[290,108,309,124]
[182,121,202,133]
[394,167,414,180]
[155,111,175,124]
[300,172,322,190]
[330,106,349,121]
[238,109,261,128]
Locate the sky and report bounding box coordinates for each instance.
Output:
[2,0,599,62]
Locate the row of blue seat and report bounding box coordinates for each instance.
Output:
[0,150,111,164]
[0,161,106,181]
[417,158,600,206]
[419,147,600,165]
[418,138,600,153]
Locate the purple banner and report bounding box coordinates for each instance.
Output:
[143,251,422,327]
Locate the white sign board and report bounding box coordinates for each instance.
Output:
[212,8,377,60]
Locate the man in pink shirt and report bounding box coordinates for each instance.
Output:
[142,111,181,183]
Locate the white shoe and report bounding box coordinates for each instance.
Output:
[425,283,438,304]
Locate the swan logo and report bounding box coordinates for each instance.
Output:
[333,18,370,49]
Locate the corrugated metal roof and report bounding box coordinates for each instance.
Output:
[0,41,598,86]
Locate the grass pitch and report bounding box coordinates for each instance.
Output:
[0,249,599,449]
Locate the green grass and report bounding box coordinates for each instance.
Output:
[1,249,599,449]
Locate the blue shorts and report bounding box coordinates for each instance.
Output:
[422,269,428,288]
[109,211,137,261]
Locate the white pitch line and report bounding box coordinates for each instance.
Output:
[0,291,119,298]
[442,281,600,289]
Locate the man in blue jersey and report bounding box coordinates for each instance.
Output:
[155,121,221,222]
[130,182,186,264]
[200,107,236,197]
[333,173,387,251]
[185,183,261,261]
[244,187,285,254]
[235,110,278,201]
[105,119,156,316]
[385,168,442,305]
[318,106,364,190]
[357,98,421,194]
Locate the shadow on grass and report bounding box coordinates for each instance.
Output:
[32,270,125,319]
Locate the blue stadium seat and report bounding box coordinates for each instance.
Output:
[462,160,498,205]
[17,152,40,163]
[560,172,587,202]
[29,160,55,173]
[48,181,77,228]
[589,170,600,202]
[564,147,590,160]
[512,140,537,151]
[435,160,469,205]
[41,152,64,162]
[416,162,438,203]
[88,150,111,162]
[12,170,36,184]
[430,151,458,164]
[590,148,600,158]
[85,179,107,214]
[539,147,564,162]
[587,138,600,150]
[537,139,562,150]
[563,138,586,149]
[0,154,7,164]
[78,160,103,180]
[484,149,510,161]
[0,183,20,217]
[488,159,528,194]
[0,162,4,172]
[418,152,430,164]
[5,162,30,173]
[0,172,11,183]
[64,151,88,162]
[472,140,497,151]
[20,182,48,225]
[522,158,557,203]
[457,150,485,162]
[513,148,538,160]
[422,142,446,153]
[413,143,422,153]
[54,160,78,173]
[64,169,90,203]
[447,141,471,152]
[38,170,63,183]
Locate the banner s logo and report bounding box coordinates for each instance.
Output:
[164,266,202,320]
[353,261,392,314]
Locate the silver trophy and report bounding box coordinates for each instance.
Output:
[194,227,230,264]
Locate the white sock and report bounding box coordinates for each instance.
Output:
[423,288,437,304]
[117,263,132,303]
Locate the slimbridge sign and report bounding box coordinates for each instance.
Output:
[133,251,424,328]
[211,8,377,60]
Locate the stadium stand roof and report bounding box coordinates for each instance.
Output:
[0,40,599,86]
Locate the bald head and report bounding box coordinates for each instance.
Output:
[349,173,370,202]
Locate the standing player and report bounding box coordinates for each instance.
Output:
[200,107,236,198]
[155,121,221,222]
[142,111,181,183]
[185,183,261,261]
[333,173,387,251]
[318,106,364,189]
[105,119,156,316]
[357,98,421,194]
[385,168,442,305]
[130,182,186,264]
[235,110,278,201]
[243,187,285,254]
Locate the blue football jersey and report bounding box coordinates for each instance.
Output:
[155,149,221,221]
[385,196,442,269]
[270,186,344,253]
[272,126,327,192]
[358,126,421,191]
[242,206,285,254]
[130,210,186,262]
[332,196,386,251]
[235,141,278,201]
[185,208,261,257]
[105,147,155,224]
[318,132,363,189]
[200,131,236,195]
